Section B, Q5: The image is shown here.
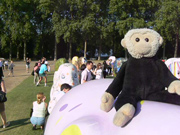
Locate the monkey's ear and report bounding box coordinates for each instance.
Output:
[159,36,163,46]
[121,39,126,48]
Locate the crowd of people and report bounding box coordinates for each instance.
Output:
[0,59,15,77]
[39,57,115,130]
[30,57,51,87]
[0,56,51,130]
[79,58,114,84]
[0,56,115,130]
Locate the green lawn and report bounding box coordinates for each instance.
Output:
[0,73,53,135]
[0,69,115,135]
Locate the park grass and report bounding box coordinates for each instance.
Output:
[0,72,54,135]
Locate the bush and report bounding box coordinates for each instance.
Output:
[55,58,68,71]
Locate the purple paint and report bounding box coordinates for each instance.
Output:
[69,103,82,112]
[59,104,68,112]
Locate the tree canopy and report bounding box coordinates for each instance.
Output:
[0,0,179,60]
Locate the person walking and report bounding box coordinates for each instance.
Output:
[81,61,93,84]
[38,60,41,67]
[33,63,40,84]
[4,60,8,71]
[8,61,15,77]
[0,59,4,71]
[36,61,48,87]
[41,57,46,65]
[0,72,10,128]
[26,57,31,73]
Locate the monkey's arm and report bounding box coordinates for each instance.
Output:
[105,62,127,99]
[157,60,178,87]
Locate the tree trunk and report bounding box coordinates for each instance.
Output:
[66,43,69,59]
[174,28,179,57]
[69,41,72,62]
[84,39,87,58]
[23,42,27,61]
[9,42,12,60]
[163,45,166,59]
[54,35,57,61]
[41,40,44,58]
[113,35,115,55]
[98,35,102,60]
[16,45,19,59]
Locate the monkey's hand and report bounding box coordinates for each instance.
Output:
[100,92,114,112]
[168,80,180,95]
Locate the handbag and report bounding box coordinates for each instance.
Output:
[30,108,33,117]
[31,70,34,76]
[0,91,7,102]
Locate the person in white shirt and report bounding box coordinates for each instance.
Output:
[81,61,93,84]
[95,63,103,79]
[30,92,47,130]
[4,60,8,71]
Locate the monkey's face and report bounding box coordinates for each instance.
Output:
[131,33,156,56]
[121,29,163,59]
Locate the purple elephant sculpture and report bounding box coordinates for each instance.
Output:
[44,79,180,135]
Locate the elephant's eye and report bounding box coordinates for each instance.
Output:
[135,38,140,42]
[61,74,65,79]
[145,38,149,42]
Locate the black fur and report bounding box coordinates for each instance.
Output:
[106,55,180,111]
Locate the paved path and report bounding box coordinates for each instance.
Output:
[2,61,55,93]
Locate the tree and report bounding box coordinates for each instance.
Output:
[0,0,13,59]
[40,0,73,60]
[58,0,79,61]
[109,0,160,35]
[108,0,161,58]
[37,0,54,58]
[0,0,36,60]
[94,0,110,60]
[155,0,180,57]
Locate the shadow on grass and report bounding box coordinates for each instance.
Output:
[47,81,53,83]
[48,73,54,76]
[4,74,30,78]
[0,118,30,133]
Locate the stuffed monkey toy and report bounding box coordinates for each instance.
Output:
[100,28,180,127]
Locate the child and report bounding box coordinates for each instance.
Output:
[8,61,15,77]
[48,83,72,114]
[95,63,103,79]
[60,83,72,94]
[30,92,47,130]
[33,63,40,84]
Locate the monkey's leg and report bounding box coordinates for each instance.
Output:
[146,90,180,105]
[113,93,138,127]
